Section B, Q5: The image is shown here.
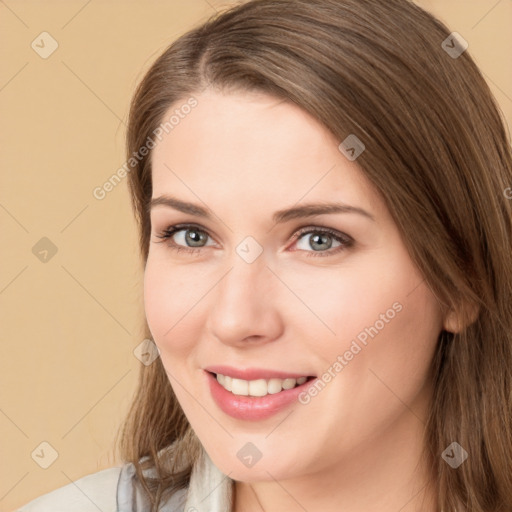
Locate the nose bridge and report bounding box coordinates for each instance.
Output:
[207,247,282,344]
[217,250,270,316]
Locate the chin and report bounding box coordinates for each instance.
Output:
[207,446,300,482]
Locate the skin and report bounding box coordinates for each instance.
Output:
[145,88,458,512]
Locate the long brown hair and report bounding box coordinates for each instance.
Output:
[114,0,512,510]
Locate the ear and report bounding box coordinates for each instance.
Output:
[443,300,480,333]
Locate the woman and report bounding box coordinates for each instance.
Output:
[18,0,512,510]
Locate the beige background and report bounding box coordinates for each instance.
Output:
[1,1,511,510]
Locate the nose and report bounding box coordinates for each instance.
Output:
[205,256,284,348]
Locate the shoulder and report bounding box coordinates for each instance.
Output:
[16,466,122,512]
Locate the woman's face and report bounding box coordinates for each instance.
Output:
[145,89,445,482]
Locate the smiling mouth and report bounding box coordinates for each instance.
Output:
[208,371,316,397]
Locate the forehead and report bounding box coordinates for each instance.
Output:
[150,89,381,218]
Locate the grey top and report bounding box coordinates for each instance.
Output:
[17,447,234,512]
[116,447,233,511]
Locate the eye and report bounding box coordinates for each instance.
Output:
[153,224,354,257]
[290,226,354,257]
[154,224,214,255]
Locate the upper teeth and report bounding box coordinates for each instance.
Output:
[216,373,308,396]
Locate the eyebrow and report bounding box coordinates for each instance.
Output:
[148,195,375,223]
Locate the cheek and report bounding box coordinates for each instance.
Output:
[284,256,415,359]
[374,278,442,377]
[143,257,208,423]
[300,241,442,372]
[143,256,202,359]
[314,253,442,412]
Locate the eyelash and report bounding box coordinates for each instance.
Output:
[154,223,354,258]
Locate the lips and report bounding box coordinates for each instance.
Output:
[204,365,315,381]
[204,365,318,421]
